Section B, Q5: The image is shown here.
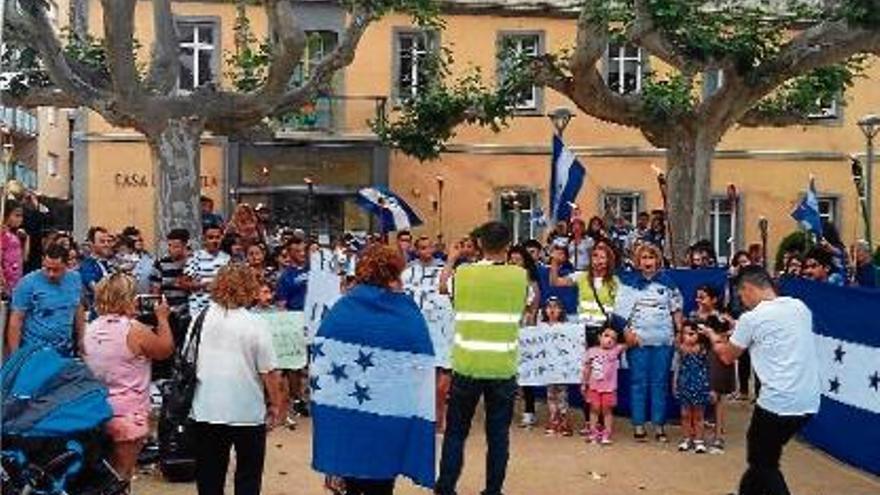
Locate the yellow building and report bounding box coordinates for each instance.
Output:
[75,1,879,264]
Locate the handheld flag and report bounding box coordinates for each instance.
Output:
[356,187,423,232]
[311,285,436,488]
[550,135,586,222]
[791,177,824,237]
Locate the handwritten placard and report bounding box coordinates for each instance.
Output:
[402,263,455,368]
[259,311,307,370]
[517,323,586,386]
[304,248,342,341]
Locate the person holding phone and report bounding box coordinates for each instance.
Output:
[83,273,175,482]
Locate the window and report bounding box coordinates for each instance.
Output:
[710,197,735,264]
[808,97,839,121]
[177,20,218,91]
[47,153,58,177]
[290,31,339,87]
[395,31,437,100]
[499,190,538,244]
[817,196,837,226]
[602,192,641,227]
[498,33,542,111]
[606,43,645,94]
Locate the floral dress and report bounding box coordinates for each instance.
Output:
[676,350,711,406]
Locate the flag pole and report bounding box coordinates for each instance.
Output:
[652,164,675,265]
[759,217,768,270]
[727,184,738,262]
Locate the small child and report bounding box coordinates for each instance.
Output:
[254,281,297,429]
[582,327,626,445]
[690,285,734,453]
[674,320,712,453]
[543,298,574,436]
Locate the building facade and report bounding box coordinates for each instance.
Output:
[75,1,879,264]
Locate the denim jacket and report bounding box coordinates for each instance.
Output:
[610,270,682,346]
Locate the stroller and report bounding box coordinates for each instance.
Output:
[1,346,129,495]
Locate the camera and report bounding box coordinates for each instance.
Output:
[135,295,162,326]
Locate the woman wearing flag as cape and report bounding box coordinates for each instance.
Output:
[311,244,436,495]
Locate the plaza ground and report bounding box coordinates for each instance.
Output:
[133,400,880,495]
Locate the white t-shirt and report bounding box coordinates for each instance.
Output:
[189,303,277,425]
[730,296,821,416]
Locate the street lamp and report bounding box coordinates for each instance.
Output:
[857,114,879,250]
[547,107,574,137]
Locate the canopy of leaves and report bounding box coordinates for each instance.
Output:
[754,58,866,120]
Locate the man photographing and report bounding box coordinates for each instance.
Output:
[704,266,821,495]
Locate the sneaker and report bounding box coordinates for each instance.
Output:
[520,412,537,428]
[710,438,725,454]
[694,440,708,454]
[559,422,574,437]
[655,426,669,443]
[678,439,692,452]
[579,426,591,437]
[285,414,298,430]
[633,425,648,442]
[600,432,613,445]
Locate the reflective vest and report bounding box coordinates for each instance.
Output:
[575,273,619,327]
[452,263,527,379]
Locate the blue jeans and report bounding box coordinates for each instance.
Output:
[436,374,517,495]
[628,345,674,427]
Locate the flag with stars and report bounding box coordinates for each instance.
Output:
[780,277,880,475]
[310,284,436,488]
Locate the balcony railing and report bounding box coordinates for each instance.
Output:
[0,105,39,137]
[275,94,387,138]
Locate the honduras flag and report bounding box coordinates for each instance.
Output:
[780,277,880,475]
[790,177,823,237]
[311,284,436,487]
[356,187,423,233]
[550,135,586,222]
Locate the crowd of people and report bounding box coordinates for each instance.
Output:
[1,194,875,495]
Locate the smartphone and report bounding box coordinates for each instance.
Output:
[136,294,162,314]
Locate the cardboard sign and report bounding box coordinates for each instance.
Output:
[402,263,455,368]
[259,311,307,370]
[517,323,586,386]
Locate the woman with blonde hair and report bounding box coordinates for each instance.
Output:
[83,272,174,481]
[187,263,283,495]
[611,242,683,442]
[226,203,262,250]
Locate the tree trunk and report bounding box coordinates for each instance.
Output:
[147,118,205,248]
[664,128,719,265]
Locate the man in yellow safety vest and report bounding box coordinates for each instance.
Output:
[435,221,528,495]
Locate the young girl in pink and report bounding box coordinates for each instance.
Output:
[582,327,626,445]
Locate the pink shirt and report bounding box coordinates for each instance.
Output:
[83,316,151,417]
[583,345,625,393]
[1,230,23,295]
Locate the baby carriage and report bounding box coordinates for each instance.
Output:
[1,346,129,495]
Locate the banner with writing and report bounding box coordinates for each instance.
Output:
[517,323,585,386]
[402,263,455,368]
[304,248,343,341]
[259,311,307,370]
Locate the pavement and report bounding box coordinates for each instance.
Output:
[133,399,880,495]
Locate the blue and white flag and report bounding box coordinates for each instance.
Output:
[549,135,586,222]
[791,177,823,237]
[311,284,436,488]
[780,277,880,475]
[530,206,548,229]
[356,187,423,233]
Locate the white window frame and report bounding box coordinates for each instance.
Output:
[176,19,219,92]
[605,43,645,95]
[602,191,642,227]
[817,196,838,226]
[498,190,538,244]
[394,30,437,101]
[498,32,542,111]
[709,197,736,265]
[808,97,839,121]
[291,31,339,87]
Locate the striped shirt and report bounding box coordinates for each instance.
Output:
[184,250,231,316]
[150,256,190,315]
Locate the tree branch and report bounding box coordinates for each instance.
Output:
[144,0,179,94]
[101,0,141,100]
[5,0,103,108]
[0,87,81,108]
[258,0,307,99]
[737,107,816,127]
[627,0,694,73]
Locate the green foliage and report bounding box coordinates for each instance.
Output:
[226,6,271,92]
[641,73,695,119]
[836,0,880,27]
[343,0,443,28]
[63,30,112,80]
[755,59,866,119]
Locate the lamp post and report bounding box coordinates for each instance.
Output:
[436,175,444,241]
[304,176,314,240]
[547,107,574,137]
[857,114,879,250]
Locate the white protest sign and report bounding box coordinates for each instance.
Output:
[304,248,342,341]
[258,311,307,370]
[402,262,455,368]
[517,323,586,386]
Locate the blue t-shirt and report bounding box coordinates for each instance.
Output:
[79,256,111,318]
[276,266,309,311]
[535,263,579,316]
[11,270,83,356]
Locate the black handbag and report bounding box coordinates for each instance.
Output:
[162,308,208,422]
